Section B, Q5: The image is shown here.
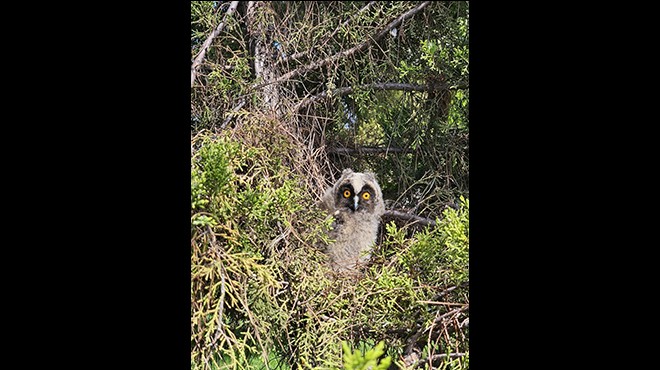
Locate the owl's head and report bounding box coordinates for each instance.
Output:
[332,168,385,216]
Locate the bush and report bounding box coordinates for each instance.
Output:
[191,126,468,370]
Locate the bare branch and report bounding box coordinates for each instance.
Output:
[382,210,438,228]
[219,99,246,130]
[295,83,426,111]
[323,1,378,48]
[277,1,377,66]
[430,281,469,302]
[327,146,411,155]
[413,353,467,369]
[431,305,469,326]
[191,1,240,88]
[294,82,468,111]
[252,1,432,91]
[402,305,469,366]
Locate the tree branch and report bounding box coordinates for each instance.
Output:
[219,99,246,130]
[413,353,467,369]
[276,1,377,66]
[191,1,240,88]
[382,210,437,228]
[252,1,432,91]
[294,82,468,112]
[429,281,469,302]
[402,305,469,367]
[327,146,411,155]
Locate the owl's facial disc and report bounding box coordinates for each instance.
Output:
[338,181,375,213]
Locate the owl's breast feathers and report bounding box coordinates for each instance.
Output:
[326,209,382,272]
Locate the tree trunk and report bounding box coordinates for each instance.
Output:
[246,1,281,115]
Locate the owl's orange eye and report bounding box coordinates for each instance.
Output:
[343,190,351,198]
[362,192,371,200]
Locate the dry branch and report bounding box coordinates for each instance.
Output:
[252,1,432,91]
[294,81,468,111]
[327,146,411,155]
[430,305,469,326]
[191,1,240,88]
[277,1,377,66]
[402,305,469,367]
[413,352,467,369]
[430,281,469,302]
[220,99,246,130]
[382,210,437,228]
[295,82,427,111]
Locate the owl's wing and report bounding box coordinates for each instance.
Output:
[324,208,347,232]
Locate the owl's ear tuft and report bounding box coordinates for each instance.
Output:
[341,168,354,177]
[363,172,376,182]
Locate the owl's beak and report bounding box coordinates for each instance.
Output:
[353,195,359,211]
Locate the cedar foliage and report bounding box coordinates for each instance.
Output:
[191,2,469,369]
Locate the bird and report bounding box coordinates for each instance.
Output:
[320,168,385,274]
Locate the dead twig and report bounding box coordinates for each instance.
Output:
[327,146,411,155]
[402,305,469,367]
[413,352,467,369]
[219,99,246,130]
[382,210,438,228]
[252,1,432,91]
[295,82,469,112]
[430,281,469,302]
[277,1,377,66]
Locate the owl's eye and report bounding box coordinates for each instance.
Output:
[343,189,351,198]
[362,192,371,200]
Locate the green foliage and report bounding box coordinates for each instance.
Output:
[191,127,333,369]
[420,40,441,72]
[322,2,469,213]
[190,137,240,211]
[438,196,469,284]
[341,341,391,370]
[191,126,469,369]
[191,2,469,369]
[395,196,469,285]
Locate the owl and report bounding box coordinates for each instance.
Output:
[321,168,385,273]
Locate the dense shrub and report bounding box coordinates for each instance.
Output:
[190,1,469,368]
[191,127,468,369]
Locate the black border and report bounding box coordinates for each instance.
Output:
[469,3,567,365]
[50,3,193,366]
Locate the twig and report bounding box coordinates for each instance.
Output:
[382,210,437,228]
[413,352,467,369]
[402,305,469,366]
[339,82,432,93]
[277,1,377,66]
[327,146,410,155]
[252,1,432,91]
[429,281,469,302]
[324,1,376,44]
[219,99,246,130]
[431,305,469,326]
[294,82,468,111]
[212,261,227,346]
[295,83,427,111]
[416,301,465,306]
[268,227,291,252]
[191,1,240,88]
[207,225,228,348]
